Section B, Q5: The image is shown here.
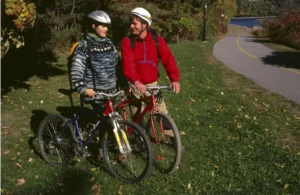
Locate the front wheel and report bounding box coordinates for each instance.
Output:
[38,114,75,166]
[101,120,153,183]
[146,112,182,174]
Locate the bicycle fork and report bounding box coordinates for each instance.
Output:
[110,117,132,154]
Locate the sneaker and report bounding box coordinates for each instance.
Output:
[76,147,90,158]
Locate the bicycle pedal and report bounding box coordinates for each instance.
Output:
[75,147,90,157]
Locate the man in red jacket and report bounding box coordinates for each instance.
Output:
[121,7,180,122]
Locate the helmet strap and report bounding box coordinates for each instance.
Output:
[138,23,148,38]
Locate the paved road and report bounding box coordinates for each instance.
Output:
[213,25,300,104]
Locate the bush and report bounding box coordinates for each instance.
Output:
[262,10,300,48]
[251,26,263,37]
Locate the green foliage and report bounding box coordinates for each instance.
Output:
[203,0,237,36]
[176,16,200,40]
[262,10,300,49]
[236,0,300,17]
[1,0,238,58]
[1,0,36,58]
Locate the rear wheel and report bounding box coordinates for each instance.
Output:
[102,120,152,183]
[146,112,181,174]
[38,114,75,166]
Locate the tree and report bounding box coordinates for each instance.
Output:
[1,0,36,58]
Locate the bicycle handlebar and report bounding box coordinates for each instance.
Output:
[145,85,173,92]
[93,90,124,100]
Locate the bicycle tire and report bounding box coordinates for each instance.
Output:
[38,114,75,166]
[146,112,181,174]
[102,120,153,183]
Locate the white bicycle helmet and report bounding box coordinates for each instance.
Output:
[88,10,111,24]
[131,7,152,26]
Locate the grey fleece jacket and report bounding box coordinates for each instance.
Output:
[71,33,118,95]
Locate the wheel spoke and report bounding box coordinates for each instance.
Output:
[147,112,181,174]
[102,120,152,183]
[38,114,75,166]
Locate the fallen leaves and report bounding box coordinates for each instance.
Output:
[117,185,123,195]
[190,98,196,102]
[2,131,9,135]
[216,105,223,112]
[91,184,101,192]
[90,177,95,182]
[16,178,25,186]
[156,155,164,160]
[4,150,10,155]
[28,158,33,163]
[213,165,219,170]
[185,97,197,105]
[187,183,192,190]
[234,116,242,129]
[190,166,195,171]
[15,163,22,169]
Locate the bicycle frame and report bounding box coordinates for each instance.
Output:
[69,98,131,154]
[116,93,167,144]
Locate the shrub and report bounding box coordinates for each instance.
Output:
[251,26,263,37]
[262,10,300,48]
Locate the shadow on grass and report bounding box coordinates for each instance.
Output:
[29,107,105,168]
[1,46,66,96]
[14,169,95,195]
[29,110,51,161]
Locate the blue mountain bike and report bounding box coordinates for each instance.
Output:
[37,91,153,183]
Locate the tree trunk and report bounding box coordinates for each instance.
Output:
[70,0,76,15]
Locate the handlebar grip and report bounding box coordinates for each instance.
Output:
[93,90,124,100]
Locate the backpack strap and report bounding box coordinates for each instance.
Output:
[149,29,159,59]
[129,30,160,78]
[129,30,160,59]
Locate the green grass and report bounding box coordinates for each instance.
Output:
[2,38,300,195]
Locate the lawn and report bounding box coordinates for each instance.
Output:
[1,36,300,195]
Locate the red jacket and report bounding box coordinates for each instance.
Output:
[121,31,180,84]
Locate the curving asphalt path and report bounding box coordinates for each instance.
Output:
[213,25,300,104]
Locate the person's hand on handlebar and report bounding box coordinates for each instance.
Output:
[84,88,95,97]
[171,82,180,94]
[134,81,146,94]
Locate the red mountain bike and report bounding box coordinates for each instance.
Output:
[116,85,181,174]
